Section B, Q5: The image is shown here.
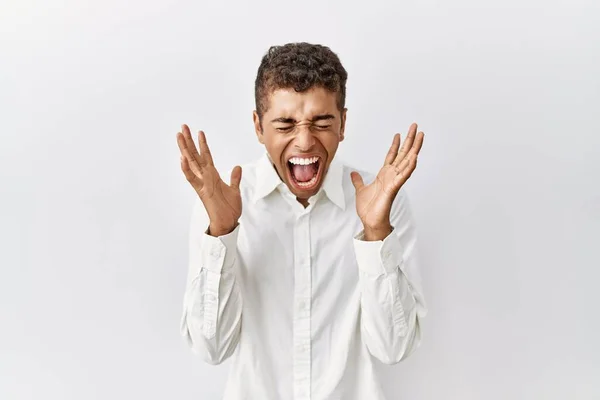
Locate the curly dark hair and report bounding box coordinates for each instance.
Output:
[254,42,348,120]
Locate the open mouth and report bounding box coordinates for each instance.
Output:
[286,156,322,191]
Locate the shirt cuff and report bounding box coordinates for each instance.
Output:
[353,228,403,276]
[199,224,240,274]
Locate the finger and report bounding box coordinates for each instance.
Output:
[396,132,424,171]
[198,130,214,166]
[350,171,365,191]
[177,132,203,177]
[383,133,401,166]
[392,170,407,191]
[391,160,415,191]
[230,165,242,189]
[395,154,418,185]
[176,132,191,158]
[180,155,204,188]
[393,123,418,166]
[411,131,425,155]
[181,124,203,166]
[392,123,417,166]
[177,128,199,163]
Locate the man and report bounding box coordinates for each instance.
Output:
[176,42,427,400]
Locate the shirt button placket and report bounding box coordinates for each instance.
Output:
[293,211,311,400]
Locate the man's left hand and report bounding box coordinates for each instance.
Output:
[351,122,425,241]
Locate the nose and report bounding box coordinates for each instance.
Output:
[294,125,316,151]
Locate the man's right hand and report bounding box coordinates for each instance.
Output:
[177,124,242,237]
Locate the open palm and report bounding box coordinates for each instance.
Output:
[351,123,424,231]
[176,124,242,236]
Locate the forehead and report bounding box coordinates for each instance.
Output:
[265,87,339,119]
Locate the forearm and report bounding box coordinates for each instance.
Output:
[357,252,421,364]
[353,190,427,364]
[181,254,242,365]
[180,201,243,365]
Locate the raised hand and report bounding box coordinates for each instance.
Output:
[176,124,242,237]
[350,123,424,241]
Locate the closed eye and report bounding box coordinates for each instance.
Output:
[276,126,294,132]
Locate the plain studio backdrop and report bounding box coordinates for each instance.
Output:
[1,0,598,399]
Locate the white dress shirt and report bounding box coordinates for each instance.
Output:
[180,153,427,400]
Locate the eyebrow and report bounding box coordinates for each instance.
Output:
[270,114,336,124]
[271,117,296,124]
[311,114,335,122]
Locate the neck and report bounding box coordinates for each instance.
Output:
[297,197,309,208]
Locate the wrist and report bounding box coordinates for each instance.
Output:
[363,223,393,241]
[208,221,238,237]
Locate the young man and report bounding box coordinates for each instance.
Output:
[176,42,427,400]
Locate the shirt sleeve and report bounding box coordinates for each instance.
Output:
[352,188,428,365]
[180,198,243,365]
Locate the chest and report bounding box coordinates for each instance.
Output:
[236,197,364,296]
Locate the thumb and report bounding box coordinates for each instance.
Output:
[350,171,364,191]
[229,165,242,189]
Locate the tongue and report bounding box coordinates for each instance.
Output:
[291,163,317,182]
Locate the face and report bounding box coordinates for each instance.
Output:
[253,87,347,202]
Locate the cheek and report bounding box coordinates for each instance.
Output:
[319,132,341,155]
[264,135,292,158]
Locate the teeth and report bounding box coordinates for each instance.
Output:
[296,174,318,187]
[289,156,319,165]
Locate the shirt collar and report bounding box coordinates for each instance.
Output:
[253,153,284,203]
[320,156,346,210]
[253,152,346,210]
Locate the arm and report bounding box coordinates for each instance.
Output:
[353,189,427,364]
[176,124,244,365]
[180,198,243,365]
[350,122,427,364]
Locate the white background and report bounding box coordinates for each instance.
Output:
[1,0,598,399]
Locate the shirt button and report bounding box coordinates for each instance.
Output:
[296,343,309,352]
[205,294,216,303]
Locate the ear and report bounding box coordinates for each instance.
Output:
[339,108,347,142]
[253,110,264,144]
